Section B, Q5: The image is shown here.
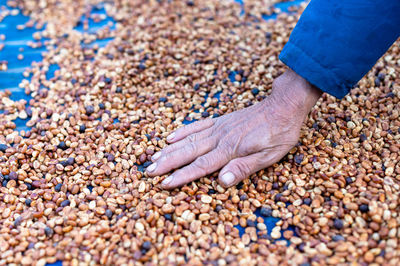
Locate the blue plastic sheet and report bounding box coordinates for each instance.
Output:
[0,1,305,265]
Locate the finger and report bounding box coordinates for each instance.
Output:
[146,136,217,176]
[218,151,281,188]
[153,127,213,161]
[161,148,229,189]
[166,118,214,143]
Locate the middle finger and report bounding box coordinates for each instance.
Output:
[146,136,217,176]
[152,127,214,160]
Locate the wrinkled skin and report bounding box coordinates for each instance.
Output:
[146,69,322,189]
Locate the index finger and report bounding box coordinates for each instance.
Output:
[167,118,214,143]
[161,147,229,189]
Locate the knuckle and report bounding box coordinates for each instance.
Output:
[186,133,198,143]
[188,119,204,131]
[206,118,216,126]
[175,126,185,135]
[162,143,177,154]
[217,139,230,149]
[159,153,172,166]
[185,123,196,132]
[194,119,205,127]
[192,156,211,174]
[231,160,252,179]
[184,142,198,154]
[216,123,231,136]
[217,139,234,155]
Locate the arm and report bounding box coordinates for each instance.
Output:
[280,0,400,99]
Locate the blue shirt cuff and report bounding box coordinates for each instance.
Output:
[279,42,350,99]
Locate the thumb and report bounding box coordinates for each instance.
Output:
[218,152,267,188]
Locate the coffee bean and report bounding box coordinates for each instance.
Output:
[105,209,113,219]
[55,183,62,192]
[60,200,70,207]
[303,198,311,206]
[332,235,345,241]
[251,88,259,95]
[58,141,68,150]
[79,124,86,133]
[45,227,54,237]
[247,219,256,227]
[360,204,369,213]
[85,105,95,115]
[334,219,344,230]
[9,171,18,180]
[0,144,9,152]
[260,207,272,217]
[142,241,152,251]
[345,177,353,185]
[25,198,32,207]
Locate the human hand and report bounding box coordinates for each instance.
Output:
[146,69,322,189]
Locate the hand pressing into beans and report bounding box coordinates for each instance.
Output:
[146,69,322,188]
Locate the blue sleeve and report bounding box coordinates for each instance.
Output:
[279,0,400,99]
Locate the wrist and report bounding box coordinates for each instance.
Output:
[270,68,322,117]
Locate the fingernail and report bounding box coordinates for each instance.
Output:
[166,132,175,142]
[146,163,157,173]
[152,152,161,161]
[221,172,235,187]
[162,175,173,187]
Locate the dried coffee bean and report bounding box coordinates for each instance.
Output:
[85,105,95,115]
[0,144,9,152]
[260,207,272,217]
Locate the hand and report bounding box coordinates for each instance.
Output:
[146,69,322,189]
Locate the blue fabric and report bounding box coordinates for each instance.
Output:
[279,0,400,99]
